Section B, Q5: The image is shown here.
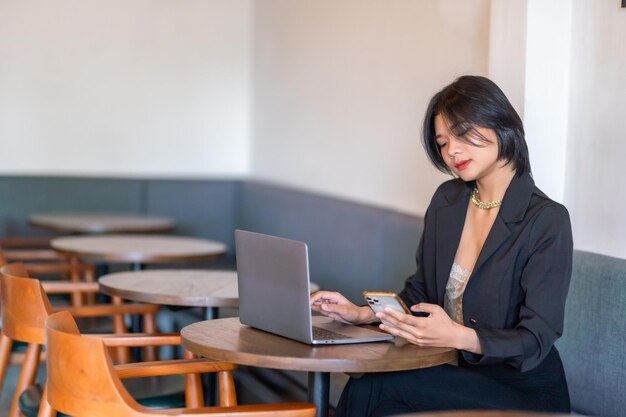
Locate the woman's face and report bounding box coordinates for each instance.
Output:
[434,114,503,182]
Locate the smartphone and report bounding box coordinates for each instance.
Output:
[363,291,411,315]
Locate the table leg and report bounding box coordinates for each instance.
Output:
[130,313,143,333]
[129,262,146,361]
[132,262,146,272]
[96,263,110,277]
[203,307,219,321]
[308,371,330,417]
[202,307,219,406]
[96,263,111,303]
[130,264,146,331]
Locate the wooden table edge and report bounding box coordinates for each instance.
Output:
[98,283,239,308]
[28,218,176,234]
[180,319,458,373]
[51,247,226,264]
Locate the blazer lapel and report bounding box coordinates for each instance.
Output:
[432,173,535,304]
[435,188,468,304]
[471,173,535,276]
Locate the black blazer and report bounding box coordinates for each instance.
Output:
[399,173,573,372]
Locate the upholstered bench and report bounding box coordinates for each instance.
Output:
[557,251,626,416]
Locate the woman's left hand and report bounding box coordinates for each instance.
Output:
[377,302,473,350]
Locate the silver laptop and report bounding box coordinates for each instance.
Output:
[235,230,393,345]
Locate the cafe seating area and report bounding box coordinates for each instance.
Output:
[1,175,625,416]
[3,0,626,414]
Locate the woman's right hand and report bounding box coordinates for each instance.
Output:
[310,291,376,325]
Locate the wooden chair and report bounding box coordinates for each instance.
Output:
[0,236,65,262]
[0,253,104,378]
[0,263,169,417]
[0,237,64,263]
[45,310,317,417]
[0,244,97,308]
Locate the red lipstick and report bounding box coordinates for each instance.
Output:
[454,160,471,171]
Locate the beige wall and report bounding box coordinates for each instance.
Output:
[487,0,527,119]
[0,0,253,177]
[250,0,490,214]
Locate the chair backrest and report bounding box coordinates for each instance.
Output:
[0,245,13,267]
[46,310,141,417]
[0,263,53,344]
[46,311,318,417]
[0,241,60,267]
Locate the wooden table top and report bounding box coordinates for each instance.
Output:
[29,213,175,234]
[99,269,240,307]
[98,270,320,308]
[51,234,227,264]
[181,317,457,373]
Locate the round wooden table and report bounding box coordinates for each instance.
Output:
[51,235,227,269]
[100,270,321,405]
[29,213,175,234]
[181,317,457,417]
[98,269,320,320]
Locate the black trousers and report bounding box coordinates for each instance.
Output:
[335,347,570,417]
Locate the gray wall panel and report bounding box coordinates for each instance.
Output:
[238,181,386,304]
[144,179,241,262]
[0,176,142,236]
[379,211,424,293]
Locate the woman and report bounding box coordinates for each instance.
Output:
[310,75,573,416]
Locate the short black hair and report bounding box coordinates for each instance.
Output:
[422,75,530,176]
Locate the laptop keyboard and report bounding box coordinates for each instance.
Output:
[312,326,352,341]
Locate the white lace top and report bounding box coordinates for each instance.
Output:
[443,262,471,324]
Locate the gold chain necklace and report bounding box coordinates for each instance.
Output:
[471,187,502,210]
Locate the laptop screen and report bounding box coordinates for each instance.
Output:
[235,230,314,342]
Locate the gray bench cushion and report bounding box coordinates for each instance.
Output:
[557,250,626,416]
[144,179,240,263]
[379,211,424,293]
[238,182,388,303]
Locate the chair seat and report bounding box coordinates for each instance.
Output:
[19,376,188,417]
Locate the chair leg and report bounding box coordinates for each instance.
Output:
[82,263,96,305]
[68,255,83,307]
[184,349,204,408]
[36,384,56,417]
[111,296,130,364]
[142,312,158,362]
[10,343,42,417]
[218,370,237,407]
[0,333,13,396]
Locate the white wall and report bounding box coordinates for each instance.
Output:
[523,0,572,204]
[0,0,252,177]
[488,0,626,258]
[250,0,490,215]
[487,0,527,118]
[565,0,626,258]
